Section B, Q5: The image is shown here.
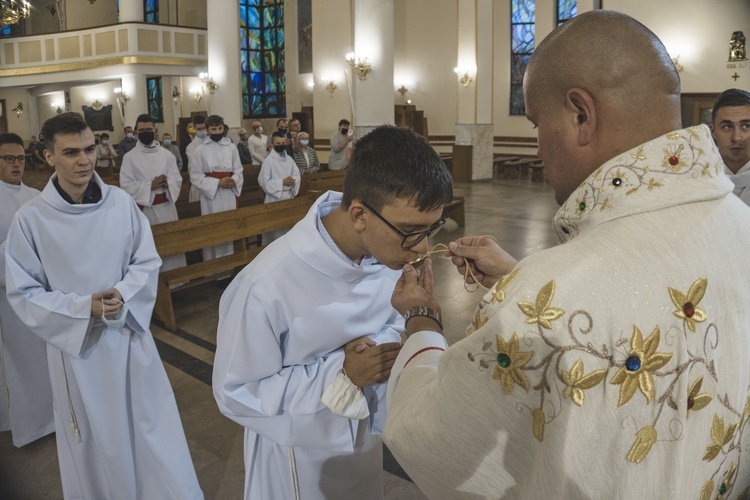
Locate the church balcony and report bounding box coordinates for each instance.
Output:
[0,23,207,87]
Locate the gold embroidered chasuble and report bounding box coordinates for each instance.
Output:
[385,126,750,499]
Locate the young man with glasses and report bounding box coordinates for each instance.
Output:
[213,125,453,499]
[0,133,55,448]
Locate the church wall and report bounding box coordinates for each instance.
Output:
[65,0,118,31]
[0,89,32,141]
[178,0,208,28]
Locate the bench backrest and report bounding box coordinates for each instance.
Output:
[152,194,317,258]
[299,169,346,196]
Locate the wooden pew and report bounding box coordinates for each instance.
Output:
[176,166,264,219]
[530,163,546,182]
[443,196,465,227]
[299,169,347,196]
[151,194,317,331]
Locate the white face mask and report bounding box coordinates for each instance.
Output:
[255,127,263,134]
[299,140,309,146]
[101,299,128,330]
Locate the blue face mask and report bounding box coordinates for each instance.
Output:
[101,299,128,330]
[126,132,134,139]
[163,139,172,146]
[196,130,208,139]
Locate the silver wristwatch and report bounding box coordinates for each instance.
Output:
[403,306,443,330]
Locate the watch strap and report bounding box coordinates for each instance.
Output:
[403,306,443,330]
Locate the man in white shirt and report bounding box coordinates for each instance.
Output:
[710,88,750,206]
[247,121,268,168]
[329,119,353,171]
[0,132,54,448]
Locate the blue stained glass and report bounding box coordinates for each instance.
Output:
[1,26,10,36]
[557,0,577,24]
[511,0,535,24]
[247,7,260,28]
[511,54,530,85]
[510,86,526,116]
[144,0,159,24]
[249,52,261,71]
[511,25,535,53]
[146,77,163,122]
[248,29,260,50]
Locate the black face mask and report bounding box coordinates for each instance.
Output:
[210,133,224,142]
[138,131,155,145]
[278,128,287,135]
[341,128,349,135]
[274,145,286,154]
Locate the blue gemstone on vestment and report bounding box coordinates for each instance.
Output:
[625,355,641,372]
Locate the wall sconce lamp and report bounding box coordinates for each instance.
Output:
[397,84,409,96]
[199,72,218,94]
[113,87,129,105]
[171,86,181,103]
[90,97,103,110]
[323,78,337,93]
[190,87,203,102]
[454,67,473,87]
[345,52,372,80]
[11,102,23,117]
[672,55,684,72]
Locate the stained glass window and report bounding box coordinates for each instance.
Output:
[557,0,577,26]
[510,0,535,115]
[147,77,164,123]
[240,0,286,119]
[145,0,159,24]
[1,26,10,37]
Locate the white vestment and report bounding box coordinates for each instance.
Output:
[0,180,54,447]
[213,191,402,500]
[247,133,268,166]
[385,126,750,499]
[5,174,203,500]
[186,137,203,203]
[189,136,244,261]
[258,149,301,245]
[119,140,187,272]
[724,158,750,207]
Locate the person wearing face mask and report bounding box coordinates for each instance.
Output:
[266,118,289,151]
[247,120,268,168]
[94,132,117,172]
[258,131,301,244]
[119,114,186,272]
[292,131,320,175]
[117,125,138,157]
[190,114,244,261]
[186,114,208,202]
[236,128,253,165]
[329,118,353,171]
[160,132,183,171]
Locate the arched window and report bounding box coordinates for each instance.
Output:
[510,0,535,115]
[557,0,577,26]
[240,0,286,118]
[147,77,164,122]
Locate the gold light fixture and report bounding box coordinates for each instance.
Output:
[190,87,202,102]
[672,55,683,73]
[171,86,181,103]
[0,1,31,29]
[397,84,409,96]
[345,52,372,80]
[91,97,103,110]
[113,87,129,105]
[52,102,64,114]
[454,67,473,87]
[199,72,218,94]
[10,102,22,117]
[323,78,337,93]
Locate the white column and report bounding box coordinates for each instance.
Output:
[206,0,242,129]
[455,0,494,181]
[118,0,144,22]
[118,74,148,129]
[350,0,394,138]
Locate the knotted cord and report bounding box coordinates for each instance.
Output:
[408,236,499,292]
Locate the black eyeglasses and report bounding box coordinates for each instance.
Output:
[1,155,26,165]
[361,201,445,249]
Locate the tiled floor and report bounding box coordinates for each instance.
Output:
[0,172,559,499]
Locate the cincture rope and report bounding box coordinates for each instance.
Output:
[409,235,499,292]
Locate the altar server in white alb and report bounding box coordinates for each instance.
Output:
[710,88,750,207]
[0,132,54,448]
[258,130,301,244]
[4,112,203,500]
[119,113,186,272]
[213,125,453,500]
[385,12,750,499]
[189,114,244,260]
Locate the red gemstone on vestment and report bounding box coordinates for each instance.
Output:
[687,396,695,410]
[668,156,679,166]
[683,302,695,318]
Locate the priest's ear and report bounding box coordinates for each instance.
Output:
[348,202,368,233]
[565,87,596,146]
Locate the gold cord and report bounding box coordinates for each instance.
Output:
[409,236,498,292]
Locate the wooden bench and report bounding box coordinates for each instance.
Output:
[500,158,539,179]
[530,163,545,182]
[443,196,465,227]
[176,167,265,219]
[299,169,347,196]
[151,194,317,331]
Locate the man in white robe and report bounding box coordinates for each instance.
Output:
[186,114,207,203]
[0,132,54,447]
[119,113,186,272]
[258,131,301,244]
[386,12,750,499]
[213,125,453,500]
[189,114,244,261]
[4,112,203,500]
[710,88,750,206]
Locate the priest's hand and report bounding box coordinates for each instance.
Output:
[392,259,443,335]
[445,237,518,288]
[91,288,123,318]
[343,336,402,388]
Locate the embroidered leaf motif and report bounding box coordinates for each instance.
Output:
[532,408,545,441]
[492,333,533,395]
[630,146,647,161]
[704,414,737,462]
[647,178,663,191]
[626,425,657,464]
[517,280,565,330]
[699,478,714,500]
[610,325,672,406]
[687,376,712,417]
[669,277,708,332]
[472,308,488,332]
[562,359,607,407]
[491,268,521,304]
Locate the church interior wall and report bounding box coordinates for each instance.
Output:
[177,0,208,28]
[65,0,118,31]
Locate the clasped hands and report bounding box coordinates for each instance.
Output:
[91,288,123,319]
[218,177,236,189]
[282,176,296,187]
[151,174,169,190]
[391,236,519,336]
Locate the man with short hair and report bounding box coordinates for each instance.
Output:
[4,112,202,499]
[329,119,353,171]
[119,114,186,272]
[117,125,137,157]
[258,130,301,244]
[214,125,453,500]
[236,128,253,165]
[187,114,208,201]
[266,118,289,150]
[386,11,750,498]
[247,120,268,168]
[161,132,183,170]
[0,132,54,448]
[711,88,750,206]
[189,114,244,260]
[288,118,302,154]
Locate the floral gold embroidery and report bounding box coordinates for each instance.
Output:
[626,425,657,464]
[610,325,673,406]
[518,280,564,330]
[663,144,687,172]
[703,414,737,462]
[471,308,488,332]
[562,359,607,407]
[719,462,737,497]
[687,376,712,417]
[532,408,545,441]
[492,333,533,395]
[700,479,714,500]
[669,277,708,332]
[630,146,647,161]
[491,268,521,304]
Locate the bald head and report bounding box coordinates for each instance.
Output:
[523,10,682,204]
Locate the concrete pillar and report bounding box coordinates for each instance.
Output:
[206,0,242,129]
